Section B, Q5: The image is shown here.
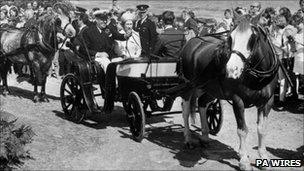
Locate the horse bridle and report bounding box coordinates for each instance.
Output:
[227,26,260,70]
[34,16,73,52]
[227,25,279,78]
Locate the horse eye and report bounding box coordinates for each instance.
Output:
[55,18,61,27]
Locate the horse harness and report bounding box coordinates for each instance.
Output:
[0,27,40,63]
[227,25,279,89]
[0,17,73,63]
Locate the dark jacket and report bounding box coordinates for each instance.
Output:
[71,26,88,57]
[184,17,199,35]
[82,24,126,59]
[108,19,125,40]
[134,17,158,56]
[153,27,185,58]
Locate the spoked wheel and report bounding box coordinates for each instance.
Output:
[60,74,86,123]
[206,99,223,135]
[126,91,145,142]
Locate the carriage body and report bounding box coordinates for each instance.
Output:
[60,55,223,142]
[116,57,181,110]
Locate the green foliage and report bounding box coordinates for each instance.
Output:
[0,118,35,170]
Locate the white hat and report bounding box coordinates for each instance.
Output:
[120,11,135,22]
[93,10,107,16]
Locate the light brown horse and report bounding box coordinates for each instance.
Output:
[178,15,278,170]
[0,11,75,102]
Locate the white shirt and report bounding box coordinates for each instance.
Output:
[164,25,173,30]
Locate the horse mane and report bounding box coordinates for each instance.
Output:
[212,40,230,74]
[235,14,251,32]
[38,15,55,38]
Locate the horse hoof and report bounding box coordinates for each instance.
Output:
[2,91,9,96]
[239,162,252,171]
[40,97,50,103]
[239,158,252,171]
[2,88,10,96]
[33,96,40,103]
[198,135,211,147]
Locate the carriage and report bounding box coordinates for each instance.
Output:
[59,54,223,142]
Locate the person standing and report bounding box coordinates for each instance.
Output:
[290,13,304,99]
[111,0,121,12]
[298,0,304,18]
[0,6,9,27]
[181,9,198,41]
[269,14,297,108]
[8,6,19,27]
[249,2,262,25]
[134,4,158,56]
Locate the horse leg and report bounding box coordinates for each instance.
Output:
[197,94,213,146]
[1,63,11,95]
[33,83,39,103]
[182,92,196,149]
[2,73,10,95]
[232,95,251,170]
[257,96,273,163]
[40,77,49,102]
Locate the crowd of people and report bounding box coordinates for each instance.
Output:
[0,0,303,109]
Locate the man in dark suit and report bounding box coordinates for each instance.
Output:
[81,10,131,113]
[81,10,130,62]
[182,9,199,35]
[153,11,185,58]
[134,4,158,56]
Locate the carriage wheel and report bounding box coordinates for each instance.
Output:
[206,99,223,135]
[126,91,145,142]
[60,74,86,123]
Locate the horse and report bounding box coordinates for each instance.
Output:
[177,15,278,170]
[0,10,76,102]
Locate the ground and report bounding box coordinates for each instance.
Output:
[1,74,303,170]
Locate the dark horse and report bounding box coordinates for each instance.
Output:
[0,12,75,102]
[177,15,278,170]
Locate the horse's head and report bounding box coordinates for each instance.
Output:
[37,11,76,51]
[225,15,257,79]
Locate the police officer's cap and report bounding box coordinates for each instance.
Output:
[75,6,87,14]
[136,4,149,13]
[93,10,108,20]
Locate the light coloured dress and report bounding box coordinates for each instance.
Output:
[115,29,141,58]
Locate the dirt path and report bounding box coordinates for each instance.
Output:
[1,74,303,170]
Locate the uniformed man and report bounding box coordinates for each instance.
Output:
[153,11,185,58]
[134,4,158,56]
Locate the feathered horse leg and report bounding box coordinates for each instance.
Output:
[0,61,11,95]
[39,76,49,102]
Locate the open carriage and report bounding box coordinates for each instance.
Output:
[60,55,223,142]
